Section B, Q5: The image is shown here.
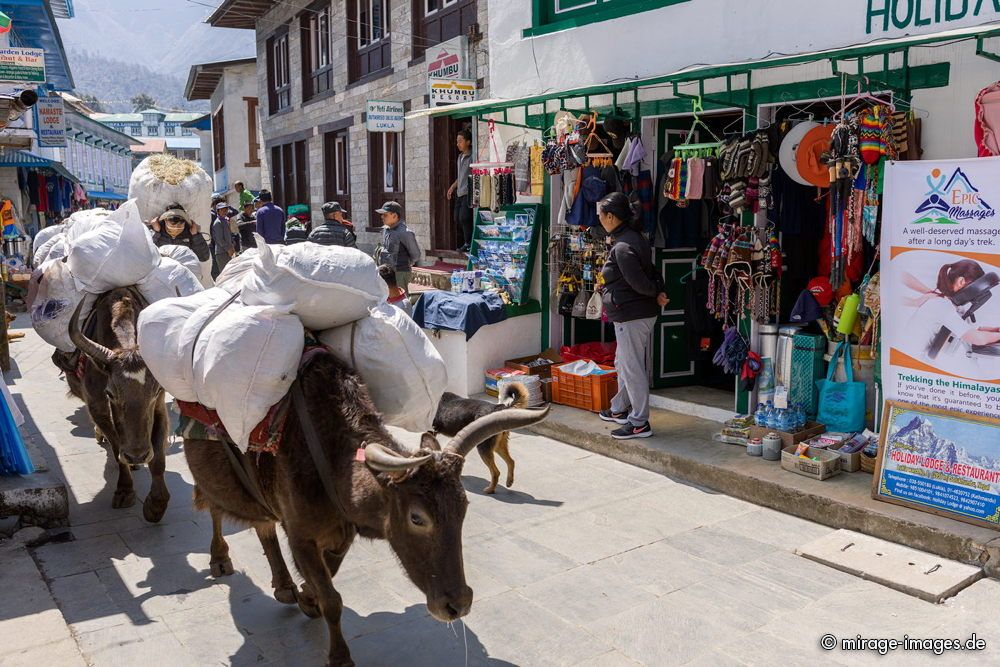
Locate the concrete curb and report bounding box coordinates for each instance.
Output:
[524,405,1000,578]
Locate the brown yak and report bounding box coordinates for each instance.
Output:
[66,290,171,522]
[184,349,549,666]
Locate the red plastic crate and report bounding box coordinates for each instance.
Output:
[551,363,618,412]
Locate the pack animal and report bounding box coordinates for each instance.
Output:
[432,383,529,494]
[65,289,171,521]
[183,350,549,666]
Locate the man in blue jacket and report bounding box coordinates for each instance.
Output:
[254,189,285,244]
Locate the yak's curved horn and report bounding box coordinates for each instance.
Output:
[69,299,113,365]
[446,405,551,457]
[364,442,433,473]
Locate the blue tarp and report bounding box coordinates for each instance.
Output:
[86,190,127,201]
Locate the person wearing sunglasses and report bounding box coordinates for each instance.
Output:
[149,203,211,262]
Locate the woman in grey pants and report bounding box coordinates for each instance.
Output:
[595,192,669,440]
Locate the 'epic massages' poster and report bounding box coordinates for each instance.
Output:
[881,158,1000,418]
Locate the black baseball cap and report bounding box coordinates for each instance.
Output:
[375,201,402,216]
[322,201,346,215]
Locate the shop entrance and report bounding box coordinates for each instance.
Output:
[650,112,741,410]
[429,115,472,256]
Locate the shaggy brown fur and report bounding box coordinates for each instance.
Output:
[68,288,170,522]
[184,350,549,666]
[431,383,530,494]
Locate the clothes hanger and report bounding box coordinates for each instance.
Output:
[681,97,722,145]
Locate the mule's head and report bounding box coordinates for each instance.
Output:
[70,295,164,466]
[364,406,550,623]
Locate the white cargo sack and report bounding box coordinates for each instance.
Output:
[241,235,388,329]
[32,234,66,266]
[67,200,160,294]
[30,258,96,353]
[64,208,112,243]
[138,288,233,402]
[128,155,213,231]
[137,256,204,304]
[193,302,304,449]
[32,225,64,260]
[214,244,281,294]
[319,303,446,432]
[158,244,201,277]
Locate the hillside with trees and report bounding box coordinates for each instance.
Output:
[69,50,208,114]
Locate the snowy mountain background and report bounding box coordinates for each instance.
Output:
[889,415,993,470]
[56,0,256,112]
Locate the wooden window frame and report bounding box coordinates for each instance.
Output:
[267,28,292,114]
[301,3,333,101]
[269,139,309,209]
[212,106,225,170]
[245,97,261,168]
[164,124,176,136]
[146,125,159,136]
[412,0,476,60]
[348,0,391,83]
[367,130,405,231]
[323,128,350,207]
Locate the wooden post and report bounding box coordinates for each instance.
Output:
[0,274,9,372]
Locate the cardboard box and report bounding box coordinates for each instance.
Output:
[780,445,842,480]
[504,349,564,380]
[829,444,861,472]
[749,422,825,450]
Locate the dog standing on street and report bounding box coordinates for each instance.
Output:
[432,383,529,494]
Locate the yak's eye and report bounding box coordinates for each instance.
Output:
[105,390,114,400]
[410,512,426,527]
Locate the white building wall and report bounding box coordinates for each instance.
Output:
[488,0,1000,160]
[220,62,262,194]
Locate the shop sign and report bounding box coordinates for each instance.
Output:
[877,157,1000,524]
[873,401,1000,528]
[0,47,44,84]
[429,78,478,106]
[866,0,1000,34]
[35,95,66,147]
[426,36,468,80]
[366,100,404,132]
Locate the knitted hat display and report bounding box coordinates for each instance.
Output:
[859,107,886,165]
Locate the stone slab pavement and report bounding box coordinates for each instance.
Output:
[2,321,1000,666]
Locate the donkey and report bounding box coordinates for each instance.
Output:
[183,350,549,666]
[67,289,171,522]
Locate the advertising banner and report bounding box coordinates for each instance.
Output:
[0,47,44,83]
[881,158,1000,418]
[366,100,404,133]
[429,78,477,106]
[36,95,66,147]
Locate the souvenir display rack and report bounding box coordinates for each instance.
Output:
[467,203,541,306]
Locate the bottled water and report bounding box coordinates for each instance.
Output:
[754,403,767,426]
[450,271,462,293]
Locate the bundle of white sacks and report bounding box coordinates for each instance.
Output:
[29,200,204,353]
[138,234,447,450]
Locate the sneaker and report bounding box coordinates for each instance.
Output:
[611,422,653,440]
[599,409,630,425]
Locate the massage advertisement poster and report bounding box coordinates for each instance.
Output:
[879,157,1000,527]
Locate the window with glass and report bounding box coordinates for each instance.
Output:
[129,123,141,135]
[270,139,309,208]
[212,106,226,171]
[164,124,176,136]
[349,0,390,82]
[302,4,333,100]
[146,125,159,136]
[412,0,476,59]
[267,29,292,113]
[245,97,261,167]
[182,127,193,137]
[323,128,350,205]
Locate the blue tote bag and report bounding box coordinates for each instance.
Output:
[815,341,866,432]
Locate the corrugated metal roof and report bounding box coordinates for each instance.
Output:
[185,58,256,101]
[0,148,77,182]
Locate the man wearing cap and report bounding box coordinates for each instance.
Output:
[255,189,285,245]
[376,201,421,289]
[309,202,357,248]
[211,201,236,274]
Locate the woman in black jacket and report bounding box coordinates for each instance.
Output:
[597,192,669,440]
[150,203,211,262]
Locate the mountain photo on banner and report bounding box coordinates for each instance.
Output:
[56,0,255,113]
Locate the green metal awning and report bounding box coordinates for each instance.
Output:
[0,148,78,183]
[407,22,1000,122]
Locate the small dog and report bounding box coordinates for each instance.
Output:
[432,383,529,494]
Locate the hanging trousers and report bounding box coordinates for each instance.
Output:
[610,316,657,427]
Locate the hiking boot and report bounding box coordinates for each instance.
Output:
[611,422,653,440]
[599,409,629,425]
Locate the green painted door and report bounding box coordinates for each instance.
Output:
[651,120,702,388]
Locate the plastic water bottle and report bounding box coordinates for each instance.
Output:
[754,403,766,427]
[764,401,776,428]
[450,271,462,293]
[794,404,807,430]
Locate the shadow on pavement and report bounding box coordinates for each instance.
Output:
[463,474,564,507]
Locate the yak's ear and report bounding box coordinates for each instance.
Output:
[420,432,441,452]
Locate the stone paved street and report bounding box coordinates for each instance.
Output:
[2,322,1000,666]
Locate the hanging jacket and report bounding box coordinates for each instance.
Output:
[600,225,663,323]
[308,219,357,248]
